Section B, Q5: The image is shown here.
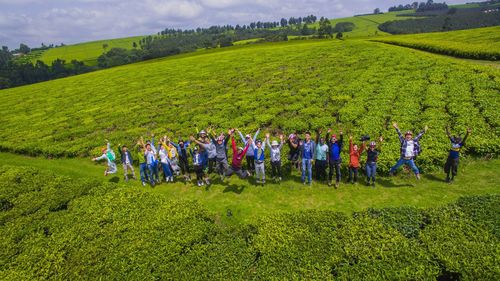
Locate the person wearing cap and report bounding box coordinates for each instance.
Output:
[266,133,284,182]
[117,143,136,182]
[314,129,329,183]
[299,131,316,185]
[172,139,191,182]
[190,135,214,185]
[287,133,301,173]
[252,134,266,185]
[444,127,471,183]
[365,136,383,187]
[92,140,117,176]
[225,132,251,179]
[237,128,260,176]
[389,122,428,180]
[326,129,344,188]
[190,145,205,186]
[348,135,365,184]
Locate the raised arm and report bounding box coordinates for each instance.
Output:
[414,125,428,141]
[265,133,271,149]
[231,136,237,154]
[446,127,452,141]
[393,122,404,142]
[278,135,284,150]
[349,136,353,152]
[237,129,246,144]
[253,128,261,143]
[462,128,471,146]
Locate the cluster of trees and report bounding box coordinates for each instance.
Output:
[388,0,448,12]
[380,6,500,34]
[0,46,93,89]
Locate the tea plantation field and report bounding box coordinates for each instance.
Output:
[0,163,498,279]
[374,26,500,60]
[0,39,498,173]
[35,35,144,66]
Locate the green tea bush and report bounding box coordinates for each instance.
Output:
[1,166,498,279]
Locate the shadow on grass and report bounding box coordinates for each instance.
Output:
[377,178,414,188]
[108,176,120,183]
[223,184,245,194]
[424,173,446,183]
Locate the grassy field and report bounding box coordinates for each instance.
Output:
[35,35,144,66]
[373,26,500,60]
[1,152,498,224]
[0,39,498,172]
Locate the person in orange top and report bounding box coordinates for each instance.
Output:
[348,135,365,184]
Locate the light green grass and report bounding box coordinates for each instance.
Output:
[0,152,498,223]
[373,26,500,60]
[233,38,262,45]
[36,35,144,66]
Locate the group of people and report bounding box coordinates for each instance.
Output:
[92,123,471,187]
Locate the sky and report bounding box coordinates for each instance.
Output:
[0,0,467,49]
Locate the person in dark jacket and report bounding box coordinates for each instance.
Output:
[389,122,428,180]
[364,137,383,187]
[118,144,136,181]
[299,132,315,185]
[444,127,471,183]
[326,129,344,188]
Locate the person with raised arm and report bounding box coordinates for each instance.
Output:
[117,143,136,182]
[251,129,266,185]
[211,129,231,181]
[287,132,301,173]
[237,128,260,176]
[190,145,205,186]
[266,133,285,182]
[348,135,365,185]
[299,131,315,185]
[92,140,117,176]
[135,139,149,186]
[389,122,428,180]
[140,135,159,186]
[364,136,383,187]
[326,129,344,188]
[225,130,251,179]
[444,127,471,183]
[314,129,329,183]
[158,137,174,183]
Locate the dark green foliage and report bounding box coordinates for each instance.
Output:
[379,8,500,34]
[334,22,355,33]
[1,166,498,279]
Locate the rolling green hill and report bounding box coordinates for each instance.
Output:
[373,26,500,60]
[35,35,144,66]
[0,38,498,172]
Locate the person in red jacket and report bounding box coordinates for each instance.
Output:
[348,136,365,184]
[225,131,250,179]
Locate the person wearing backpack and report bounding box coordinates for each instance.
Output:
[92,140,117,176]
[389,122,428,180]
[444,127,471,183]
[118,144,136,181]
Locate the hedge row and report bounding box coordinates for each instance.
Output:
[0,166,498,280]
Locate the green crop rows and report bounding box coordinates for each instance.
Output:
[35,35,144,66]
[373,26,500,60]
[0,166,498,279]
[0,39,498,172]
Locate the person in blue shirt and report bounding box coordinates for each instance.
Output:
[190,146,205,187]
[299,131,316,185]
[326,129,344,188]
[445,127,471,183]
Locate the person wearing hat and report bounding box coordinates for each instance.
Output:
[92,140,117,176]
[266,133,284,182]
[287,133,301,173]
[190,145,206,186]
[444,127,471,183]
[365,136,383,187]
[225,132,251,179]
[348,135,365,184]
[314,129,329,183]
[237,128,260,176]
[326,129,344,188]
[299,131,316,185]
[190,135,215,185]
[252,135,266,185]
[389,122,428,179]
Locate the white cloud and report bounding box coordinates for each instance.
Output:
[0,0,470,49]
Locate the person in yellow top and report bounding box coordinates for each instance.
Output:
[160,136,181,177]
